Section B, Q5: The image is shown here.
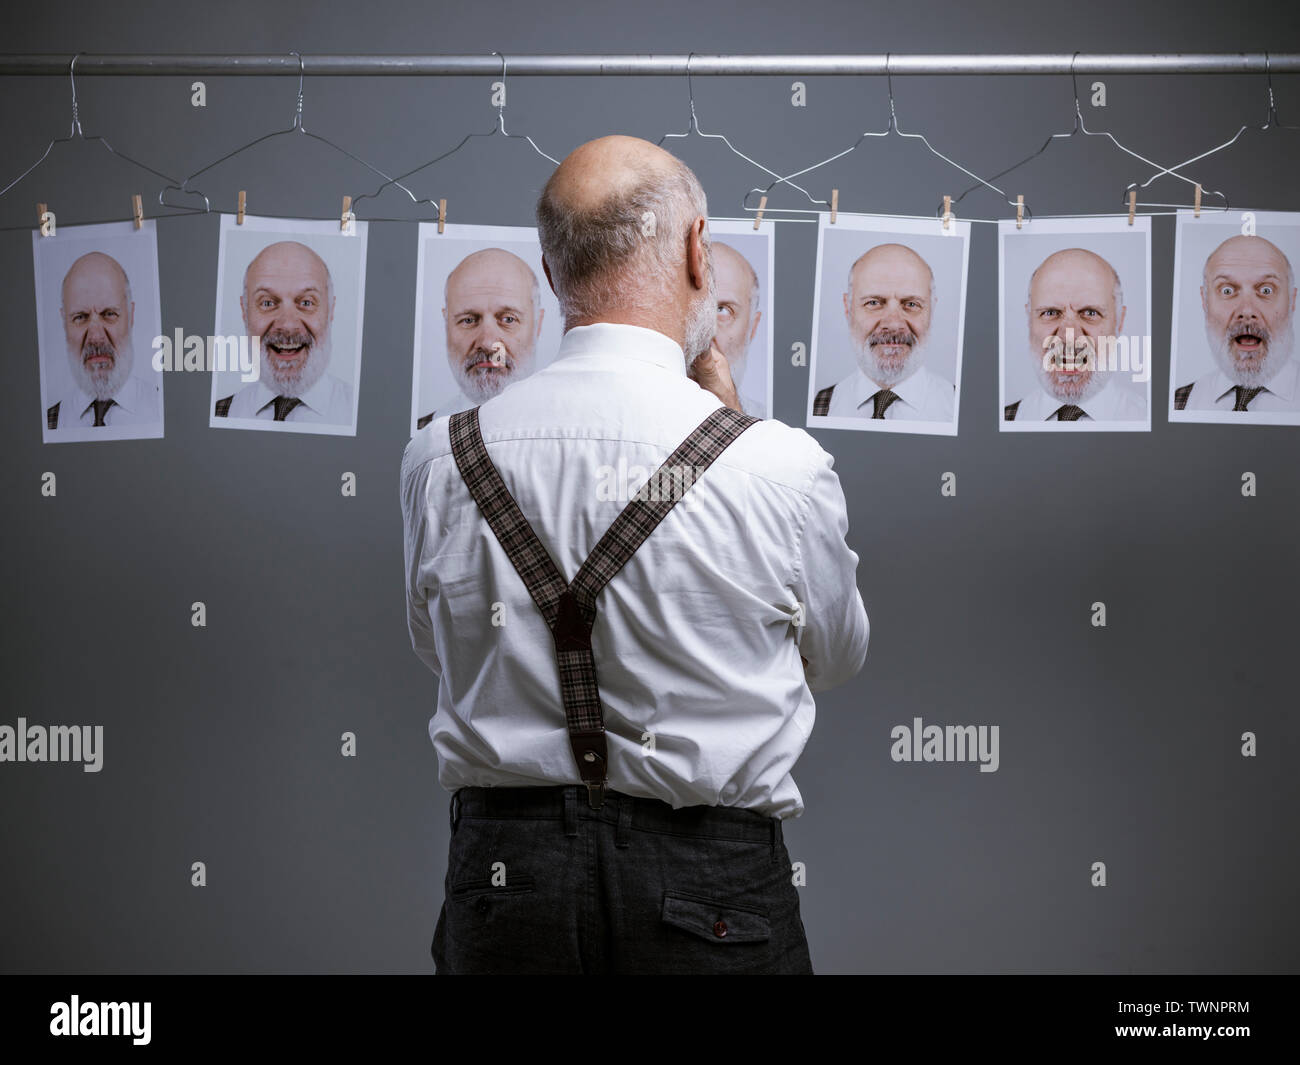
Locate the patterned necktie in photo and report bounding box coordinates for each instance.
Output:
[273,396,303,421]
[1055,404,1085,421]
[871,389,901,419]
[1232,385,1265,411]
[91,399,116,426]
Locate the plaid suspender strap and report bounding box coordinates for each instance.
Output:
[448,404,760,809]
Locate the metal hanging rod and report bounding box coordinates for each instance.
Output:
[0,53,1297,77]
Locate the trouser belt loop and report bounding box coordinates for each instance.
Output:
[564,786,579,837]
[615,794,633,849]
[450,789,462,835]
[770,817,779,862]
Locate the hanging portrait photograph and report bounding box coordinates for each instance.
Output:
[1169,208,1300,425]
[806,212,969,436]
[33,219,164,444]
[706,218,774,420]
[209,213,368,436]
[999,214,1151,432]
[409,222,564,434]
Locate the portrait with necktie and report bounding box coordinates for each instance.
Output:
[807,216,965,434]
[1171,228,1300,421]
[1000,221,1150,431]
[36,221,164,443]
[210,216,365,434]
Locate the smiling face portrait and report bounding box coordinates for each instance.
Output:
[843,243,935,389]
[1200,235,1297,388]
[240,240,335,398]
[712,241,761,389]
[443,248,543,403]
[61,251,135,401]
[1025,248,1126,405]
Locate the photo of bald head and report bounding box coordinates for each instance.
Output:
[34,220,163,443]
[1172,224,1300,418]
[410,224,561,435]
[706,223,772,420]
[210,215,367,435]
[807,214,969,434]
[999,218,1150,431]
[415,244,545,431]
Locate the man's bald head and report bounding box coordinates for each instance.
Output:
[243,240,334,311]
[62,251,133,312]
[444,247,540,313]
[1027,248,1123,316]
[536,134,710,331]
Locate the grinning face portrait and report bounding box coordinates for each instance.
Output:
[1025,247,1126,407]
[443,247,543,404]
[844,243,936,390]
[61,251,135,402]
[241,240,336,399]
[1200,234,1296,389]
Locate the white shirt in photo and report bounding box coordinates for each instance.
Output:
[1177,359,1300,412]
[824,363,955,421]
[217,372,353,424]
[47,373,161,429]
[1009,381,1146,422]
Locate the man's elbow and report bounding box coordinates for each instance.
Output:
[805,611,870,693]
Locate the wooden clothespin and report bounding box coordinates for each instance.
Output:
[37,202,47,233]
[1127,189,1137,226]
[942,194,952,231]
[830,188,838,225]
[438,198,447,235]
[340,195,353,233]
[1015,195,1024,230]
[1194,184,1202,218]
[132,194,143,230]
[753,195,767,231]
[237,190,246,225]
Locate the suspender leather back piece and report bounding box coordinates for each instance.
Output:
[449,404,760,809]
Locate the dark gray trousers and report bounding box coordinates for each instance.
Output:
[432,785,814,974]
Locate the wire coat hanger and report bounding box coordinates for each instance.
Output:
[742,52,1017,219]
[654,51,822,213]
[951,52,1222,217]
[0,53,190,217]
[157,51,421,215]
[349,51,560,221]
[1125,52,1299,211]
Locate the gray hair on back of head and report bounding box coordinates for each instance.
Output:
[536,155,709,323]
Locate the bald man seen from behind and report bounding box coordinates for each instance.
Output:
[47,251,161,431]
[1006,247,1144,423]
[214,240,352,425]
[401,135,869,975]
[1175,234,1299,413]
[416,247,544,430]
[813,243,955,422]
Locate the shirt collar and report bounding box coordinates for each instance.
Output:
[1210,358,1299,403]
[1019,378,1127,421]
[251,371,335,416]
[552,322,688,377]
[68,374,141,417]
[841,363,931,413]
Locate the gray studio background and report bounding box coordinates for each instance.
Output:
[1,0,1298,975]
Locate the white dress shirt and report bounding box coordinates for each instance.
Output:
[1011,379,1147,421]
[1177,359,1300,412]
[824,363,955,421]
[401,321,869,819]
[49,373,161,428]
[218,372,353,424]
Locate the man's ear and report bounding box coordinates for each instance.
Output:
[687,217,709,291]
[542,256,559,298]
[1200,284,1207,315]
[842,292,850,319]
[536,305,545,336]
[1116,304,1127,335]
[748,309,762,343]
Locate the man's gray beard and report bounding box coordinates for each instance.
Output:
[261,332,330,397]
[453,345,526,402]
[1206,318,1294,388]
[68,336,133,400]
[852,331,925,389]
[1032,336,1110,406]
[683,256,718,364]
